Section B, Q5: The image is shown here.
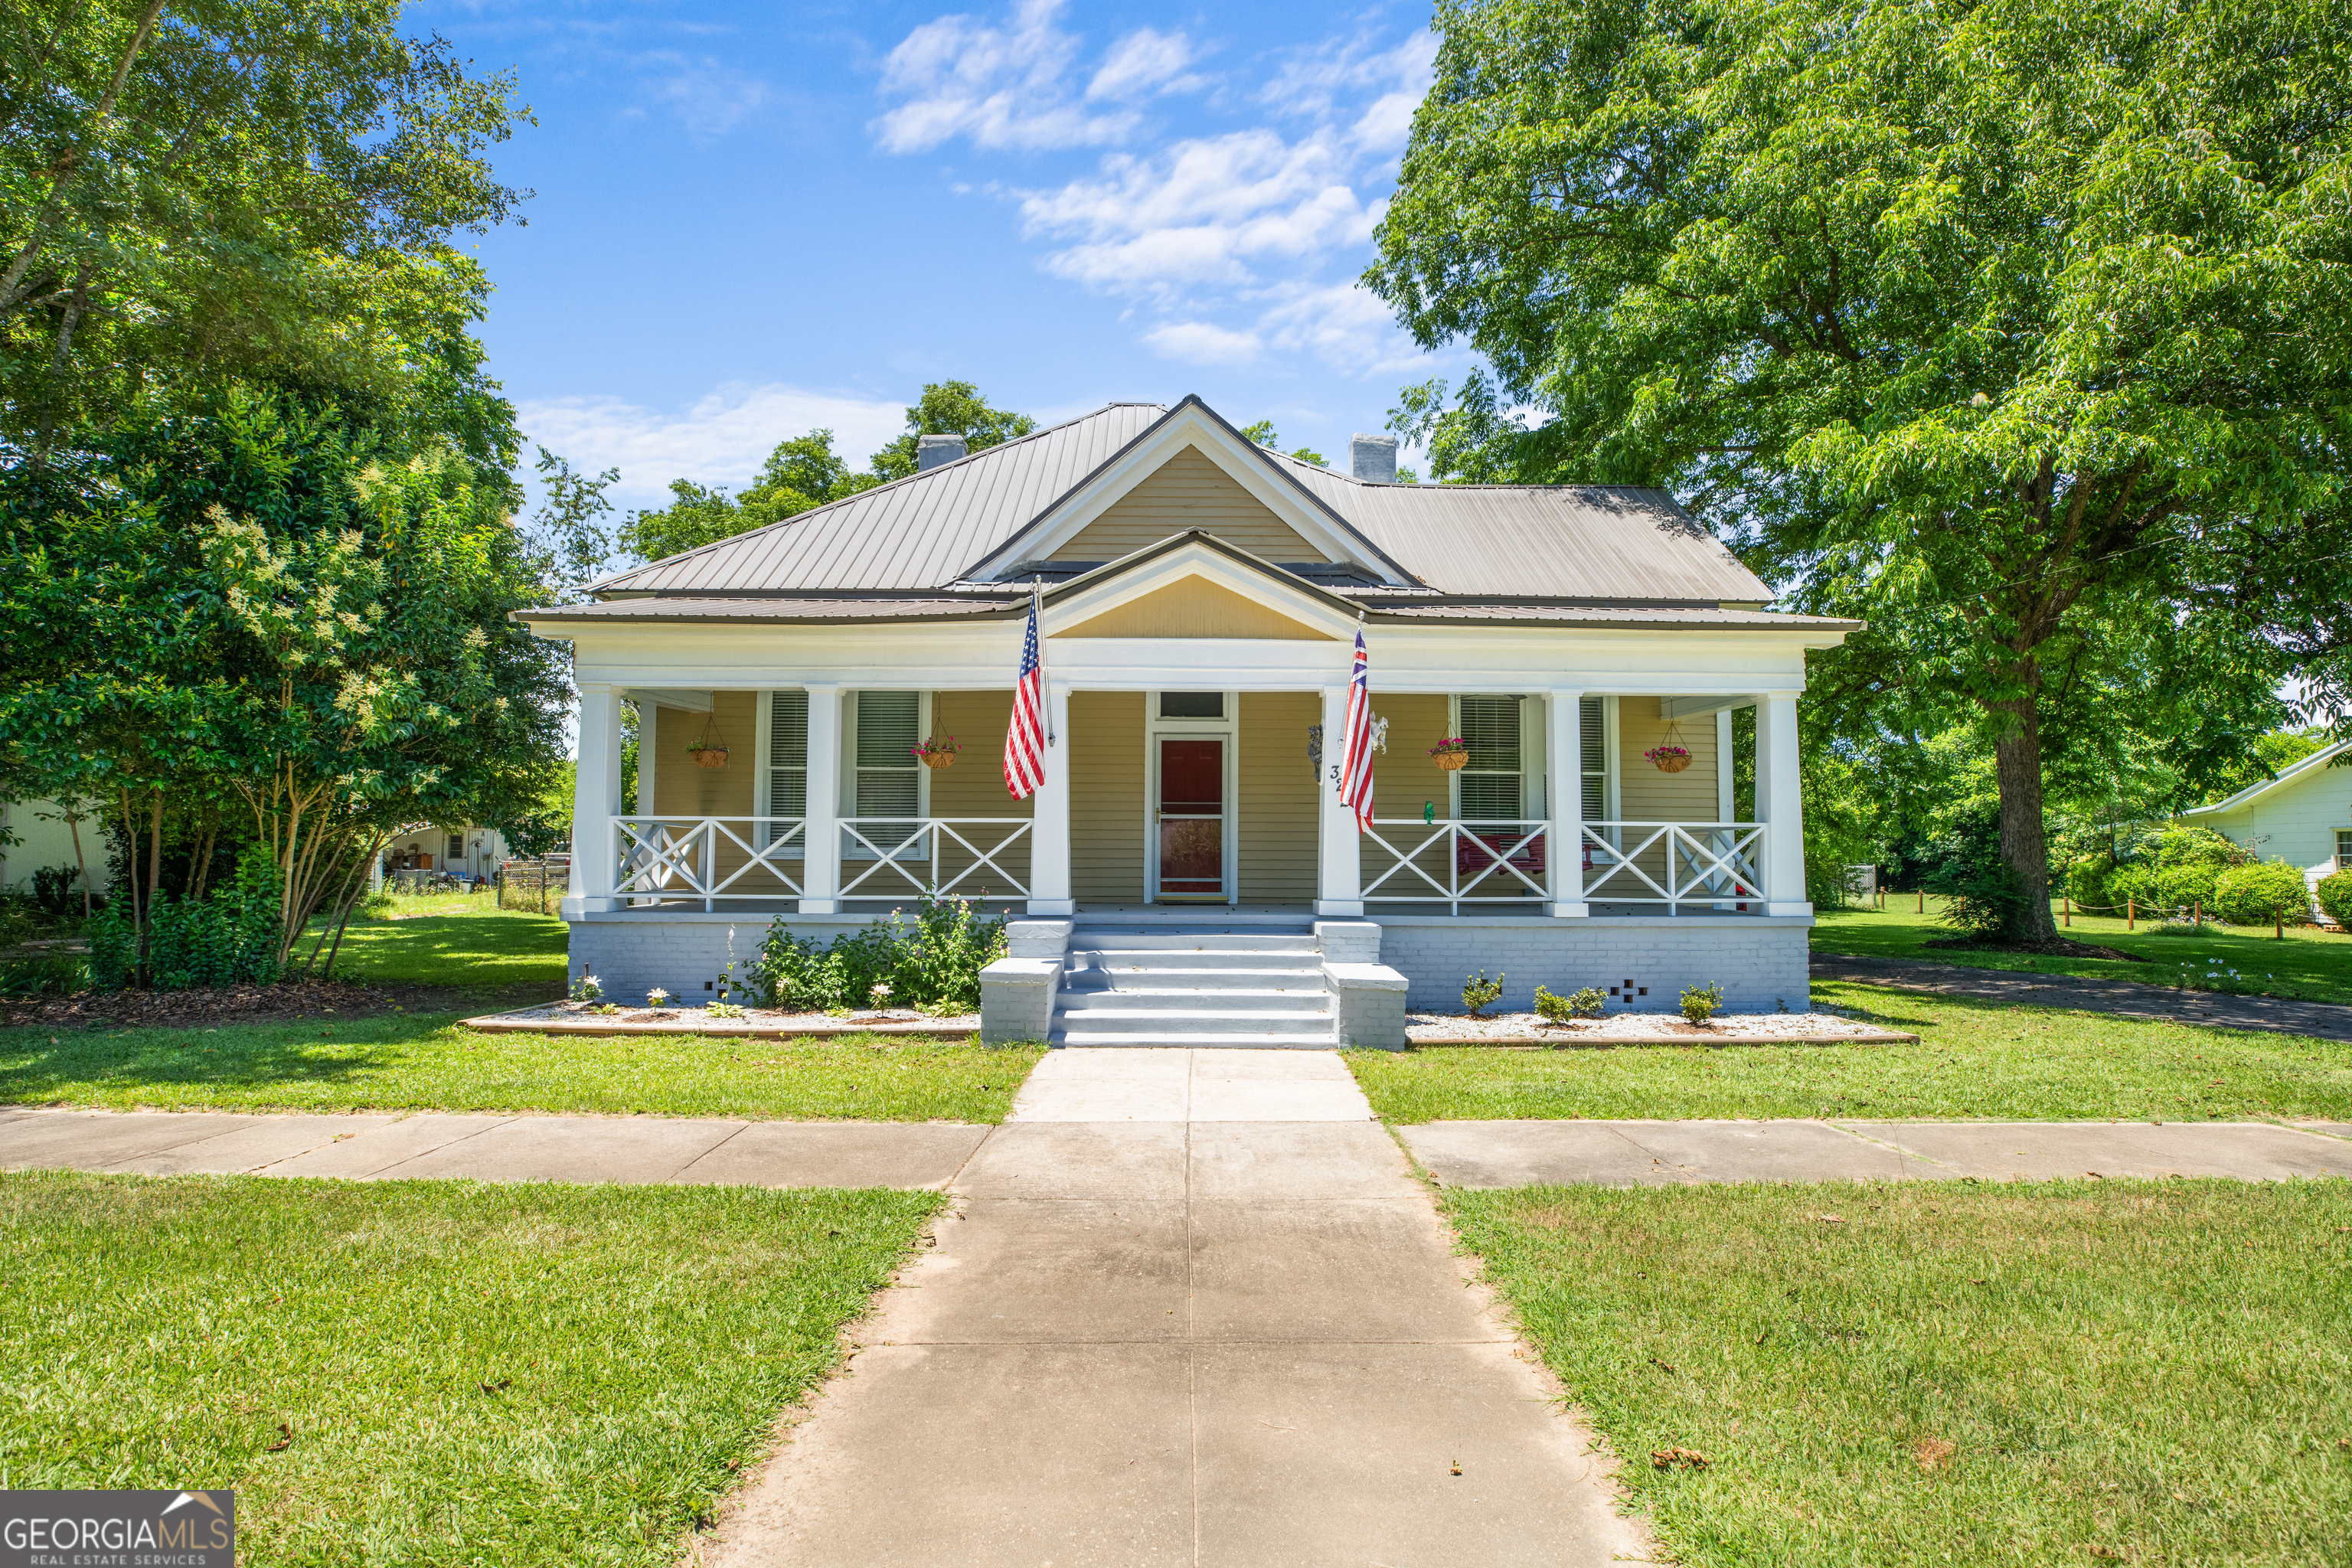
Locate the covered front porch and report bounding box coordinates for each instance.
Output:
[565,681,1811,924]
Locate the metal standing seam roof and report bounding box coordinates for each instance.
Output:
[573,399,1779,606]
[584,403,1167,596]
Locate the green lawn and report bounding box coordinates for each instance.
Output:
[5,904,1044,1121]
[0,1169,941,1567]
[1348,982,2352,1123]
[325,900,570,996]
[1816,897,2352,1006]
[0,1017,1045,1122]
[1446,1178,2352,1568]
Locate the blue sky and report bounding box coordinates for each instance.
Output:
[416,0,1468,513]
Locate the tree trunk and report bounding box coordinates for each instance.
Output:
[1990,695,2059,942]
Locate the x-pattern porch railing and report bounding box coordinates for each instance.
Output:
[1362,818,1550,915]
[613,816,805,910]
[838,817,1034,901]
[1580,821,1765,911]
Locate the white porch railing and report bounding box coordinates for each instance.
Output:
[838,818,1033,901]
[1580,821,1766,913]
[1362,818,1551,914]
[614,816,805,910]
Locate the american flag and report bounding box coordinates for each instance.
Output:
[1339,624,1375,831]
[1003,590,1047,799]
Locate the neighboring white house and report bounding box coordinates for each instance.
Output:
[0,799,113,898]
[381,824,514,883]
[2180,738,2352,910]
[516,397,1859,1043]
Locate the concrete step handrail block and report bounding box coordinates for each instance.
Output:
[1325,960,1410,1050]
[979,955,1063,1044]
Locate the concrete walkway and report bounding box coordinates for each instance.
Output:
[700,1048,1654,1568]
[1813,951,2352,1043]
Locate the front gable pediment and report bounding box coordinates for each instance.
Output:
[968,397,1418,586]
[1044,533,1361,643]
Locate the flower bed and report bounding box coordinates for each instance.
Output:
[462,1000,981,1038]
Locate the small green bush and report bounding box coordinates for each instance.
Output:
[2210,861,2313,926]
[750,890,1008,1013]
[1679,982,1726,1024]
[1462,969,1505,1018]
[1533,984,1606,1022]
[2148,825,2248,913]
[2317,871,2352,928]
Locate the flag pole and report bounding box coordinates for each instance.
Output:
[1034,580,1056,745]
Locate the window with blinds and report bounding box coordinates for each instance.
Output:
[765,691,808,848]
[1458,695,1523,820]
[1581,695,1606,822]
[852,691,923,857]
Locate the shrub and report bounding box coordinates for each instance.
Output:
[1534,984,1606,1023]
[750,890,1008,1014]
[2318,871,2352,929]
[1462,969,1504,1018]
[2148,825,2248,913]
[1932,865,2022,937]
[0,950,87,998]
[1679,982,1725,1024]
[30,865,81,917]
[2210,861,2313,926]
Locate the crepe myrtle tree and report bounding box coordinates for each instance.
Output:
[1368,0,2352,942]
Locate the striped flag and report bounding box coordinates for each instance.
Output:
[1004,591,1047,799]
[1339,624,1375,831]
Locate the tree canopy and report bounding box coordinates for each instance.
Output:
[1369,0,2352,941]
[0,0,528,459]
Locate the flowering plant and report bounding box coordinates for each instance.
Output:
[869,982,893,1004]
[1426,737,1469,756]
[911,736,960,760]
[570,970,603,1002]
[1644,744,1691,765]
[645,987,671,1007]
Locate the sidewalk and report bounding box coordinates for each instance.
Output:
[699,1048,1654,1568]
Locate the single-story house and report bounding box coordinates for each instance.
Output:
[0,799,113,899]
[516,397,1857,1046]
[2180,738,2352,913]
[377,825,514,886]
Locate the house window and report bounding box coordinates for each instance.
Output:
[447,835,465,861]
[1159,691,1224,720]
[2338,829,2352,868]
[766,691,808,817]
[1458,695,1524,820]
[851,691,923,857]
[1580,696,1606,822]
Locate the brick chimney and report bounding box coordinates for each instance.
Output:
[1349,433,1397,483]
[917,433,968,472]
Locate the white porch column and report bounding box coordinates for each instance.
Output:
[1753,692,1811,916]
[799,683,844,914]
[1027,681,1075,916]
[564,683,624,916]
[1316,681,1364,916]
[1713,707,1739,910]
[1545,690,1588,917]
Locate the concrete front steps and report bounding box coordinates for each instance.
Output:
[1051,926,1334,1047]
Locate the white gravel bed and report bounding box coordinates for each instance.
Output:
[479,1001,981,1033]
[1404,1008,1902,1044]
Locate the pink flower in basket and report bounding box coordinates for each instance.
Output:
[1426,737,1469,756]
[1644,745,1690,764]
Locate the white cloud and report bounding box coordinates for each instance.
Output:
[1258,281,1429,375]
[518,384,909,510]
[872,0,1138,152]
[637,53,770,139]
[1259,31,1436,152]
[1140,321,1262,365]
[1019,129,1374,292]
[1086,28,1204,101]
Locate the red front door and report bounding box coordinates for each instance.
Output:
[1156,738,1225,900]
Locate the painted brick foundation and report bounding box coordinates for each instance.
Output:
[1374,916,1813,1015]
[562,910,1812,1021]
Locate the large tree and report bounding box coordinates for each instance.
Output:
[0,0,526,459]
[1368,0,2352,942]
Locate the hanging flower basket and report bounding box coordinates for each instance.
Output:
[913,736,960,769]
[1645,744,1692,774]
[688,742,730,770]
[1429,737,1470,771]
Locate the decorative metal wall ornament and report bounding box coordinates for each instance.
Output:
[1307,723,1323,781]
